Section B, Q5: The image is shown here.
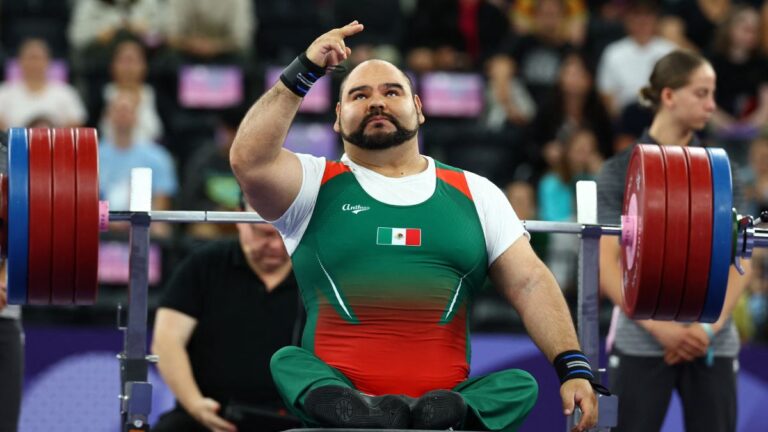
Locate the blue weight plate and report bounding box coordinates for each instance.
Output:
[701,147,732,322]
[7,128,29,305]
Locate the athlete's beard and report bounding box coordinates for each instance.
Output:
[340,108,418,151]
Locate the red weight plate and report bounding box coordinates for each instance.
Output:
[51,128,77,305]
[74,128,100,305]
[0,174,6,259]
[676,147,713,321]
[654,146,690,320]
[621,144,667,319]
[27,128,53,305]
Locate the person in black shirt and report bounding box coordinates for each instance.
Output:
[151,211,302,432]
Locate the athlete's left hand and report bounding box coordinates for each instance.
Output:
[561,378,597,432]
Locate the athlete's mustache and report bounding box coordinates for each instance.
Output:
[362,109,399,127]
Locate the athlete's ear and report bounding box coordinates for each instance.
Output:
[333,101,341,132]
[414,95,425,125]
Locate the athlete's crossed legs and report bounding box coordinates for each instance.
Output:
[270,346,538,431]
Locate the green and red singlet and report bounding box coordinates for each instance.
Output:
[277,154,526,397]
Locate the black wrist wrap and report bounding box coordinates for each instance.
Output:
[280,52,326,97]
[554,350,594,383]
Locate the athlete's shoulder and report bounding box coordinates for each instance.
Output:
[320,158,352,184]
[433,160,505,203]
[433,159,474,200]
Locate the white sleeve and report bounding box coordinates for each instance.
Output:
[465,172,529,267]
[270,153,325,255]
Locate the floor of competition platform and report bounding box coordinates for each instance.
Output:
[18,326,768,431]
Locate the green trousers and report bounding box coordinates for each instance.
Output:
[270,346,538,431]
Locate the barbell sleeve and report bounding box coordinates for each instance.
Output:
[523,220,621,236]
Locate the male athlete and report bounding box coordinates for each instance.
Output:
[230,21,598,431]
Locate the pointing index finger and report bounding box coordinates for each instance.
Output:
[338,21,364,37]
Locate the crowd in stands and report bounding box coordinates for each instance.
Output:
[3,0,768,342]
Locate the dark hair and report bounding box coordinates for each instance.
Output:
[638,50,709,111]
[25,116,55,128]
[626,0,660,15]
[536,50,614,158]
[553,127,598,183]
[109,35,146,62]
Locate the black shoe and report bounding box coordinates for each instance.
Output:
[304,386,410,428]
[411,390,467,430]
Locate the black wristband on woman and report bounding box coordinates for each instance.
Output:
[279,52,326,97]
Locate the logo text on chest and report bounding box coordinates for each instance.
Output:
[342,204,370,214]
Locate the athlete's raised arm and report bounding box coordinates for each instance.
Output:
[230,21,364,220]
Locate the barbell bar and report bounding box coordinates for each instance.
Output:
[1,127,764,323]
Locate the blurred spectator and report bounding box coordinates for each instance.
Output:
[504,180,548,256]
[740,137,768,217]
[333,0,405,66]
[253,0,329,64]
[503,0,574,108]
[597,0,675,118]
[506,180,537,222]
[537,128,603,291]
[565,128,604,178]
[68,0,164,53]
[0,0,72,58]
[762,2,768,55]
[658,0,731,52]
[733,249,768,342]
[0,38,86,129]
[527,51,614,165]
[581,0,628,67]
[538,128,603,222]
[483,54,536,131]
[708,5,768,138]
[165,0,255,61]
[733,136,768,341]
[613,101,655,152]
[98,91,177,238]
[99,39,163,142]
[404,0,509,72]
[26,116,55,129]
[510,0,588,46]
[180,108,245,239]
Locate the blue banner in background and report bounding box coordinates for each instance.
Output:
[19,325,768,432]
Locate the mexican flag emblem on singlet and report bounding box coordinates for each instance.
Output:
[376,227,421,246]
